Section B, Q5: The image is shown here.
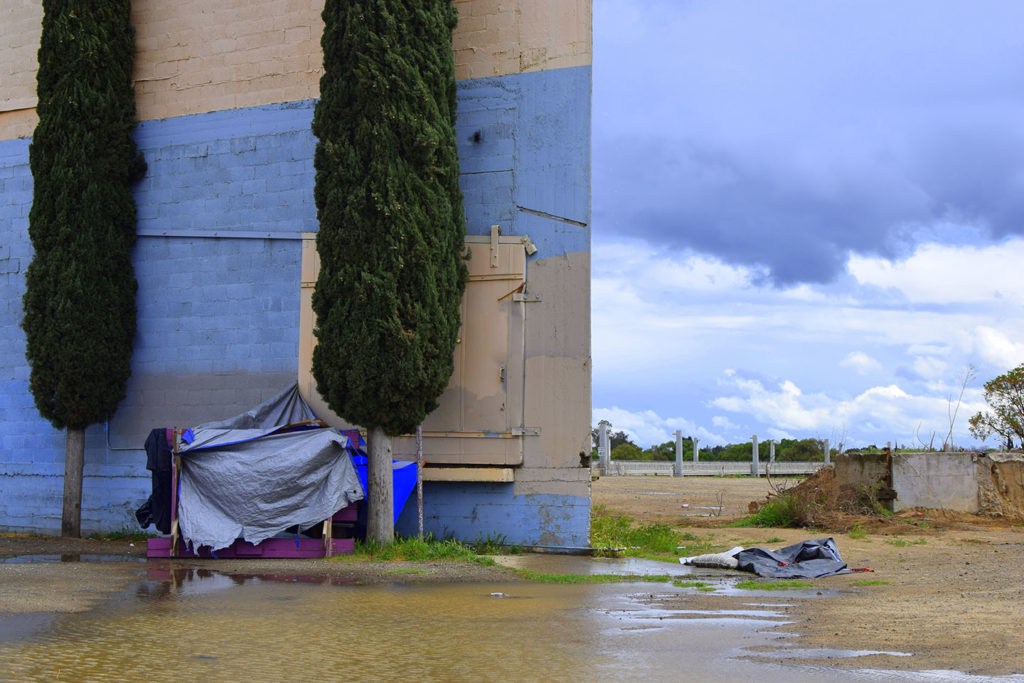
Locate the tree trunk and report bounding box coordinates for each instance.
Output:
[366,425,394,544]
[62,427,85,538]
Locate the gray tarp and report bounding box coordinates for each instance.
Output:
[682,538,851,578]
[733,537,850,578]
[176,385,364,551]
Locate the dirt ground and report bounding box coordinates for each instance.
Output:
[594,474,1024,676]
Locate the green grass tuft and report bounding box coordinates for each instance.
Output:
[468,533,522,555]
[591,513,717,560]
[848,524,868,540]
[517,569,672,584]
[730,493,802,528]
[88,527,154,542]
[884,536,927,547]
[850,579,890,586]
[673,580,715,590]
[340,535,495,566]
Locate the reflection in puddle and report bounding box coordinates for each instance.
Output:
[1,554,143,564]
[494,552,695,578]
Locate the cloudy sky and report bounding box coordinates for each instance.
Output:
[590,1,1024,449]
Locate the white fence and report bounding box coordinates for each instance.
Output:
[594,461,827,477]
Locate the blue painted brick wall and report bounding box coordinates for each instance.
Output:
[1,105,309,534]
[395,482,590,548]
[1,65,591,537]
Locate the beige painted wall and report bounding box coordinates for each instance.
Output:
[1,0,592,141]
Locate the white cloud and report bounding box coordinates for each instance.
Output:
[973,326,1024,370]
[840,351,881,374]
[593,406,726,448]
[712,415,741,432]
[913,356,948,380]
[710,373,987,448]
[848,239,1024,305]
[712,376,831,431]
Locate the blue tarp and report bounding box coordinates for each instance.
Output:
[350,456,417,526]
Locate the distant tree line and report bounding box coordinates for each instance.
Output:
[591,428,843,462]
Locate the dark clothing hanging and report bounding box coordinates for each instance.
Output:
[135,429,173,534]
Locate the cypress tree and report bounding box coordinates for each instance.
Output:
[22,0,145,537]
[312,0,467,542]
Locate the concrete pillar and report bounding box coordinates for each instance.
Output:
[769,439,776,463]
[598,422,611,474]
[824,438,831,466]
[692,437,700,463]
[673,430,684,476]
[751,435,760,477]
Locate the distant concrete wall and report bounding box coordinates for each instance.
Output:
[596,461,827,477]
[831,451,1024,518]
[892,453,980,513]
[834,452,888,493]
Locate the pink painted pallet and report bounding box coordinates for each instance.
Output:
[147,505,358,558]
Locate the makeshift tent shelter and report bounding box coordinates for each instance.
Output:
[140,384,416,558]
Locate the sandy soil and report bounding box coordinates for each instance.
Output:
[594,474,1024,676]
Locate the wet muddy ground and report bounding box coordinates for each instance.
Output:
[3,475,1024,680]
[2,550,1022,682]
[593,475,1024,677]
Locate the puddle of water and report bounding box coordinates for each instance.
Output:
[2,559,1019,682]
[495,552,695,578]
[766,647,914,659]
[2,554,143,564]
[0,613,58,643]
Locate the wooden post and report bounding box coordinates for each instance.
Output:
[751,435,760,477]
[61,427,85,537]
[769,439,776,463]
[416,425,424,540]
[673,430,684,476]
[692,437,699,463]
[169,427,182,558]
[598,422,610,474]
[824,438,831,466]
[366,425,394,544]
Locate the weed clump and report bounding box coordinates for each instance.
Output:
[735,580,814,590]
[345,535,495,566]
[730,493,802,528]
[591,515,682,556]
[737,466,896,530]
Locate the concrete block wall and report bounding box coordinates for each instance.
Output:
[892,452,980,513]
[1,0,592,544]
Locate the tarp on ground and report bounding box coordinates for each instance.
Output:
[733,537,850,578]
[682,537,850,578]
[176,384,364,552]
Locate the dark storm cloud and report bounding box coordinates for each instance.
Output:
[593,1,1024,285]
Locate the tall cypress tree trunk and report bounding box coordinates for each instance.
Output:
[24,1,143,537]
[366,426,394,543]
[61,427,85,537]
[313,1,465,545]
